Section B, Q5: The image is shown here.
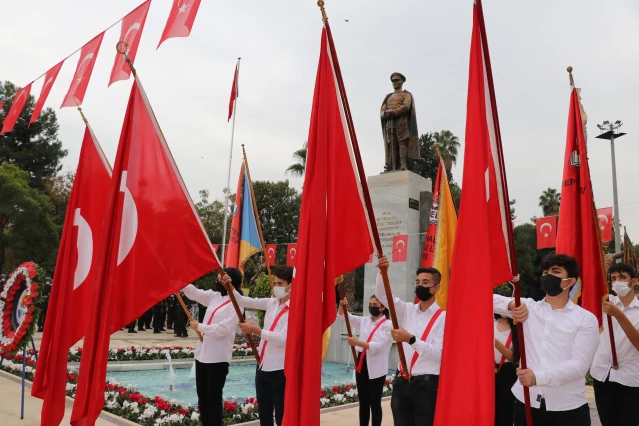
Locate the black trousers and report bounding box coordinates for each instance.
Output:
[514,399,590,426]
[144,309,153,328]
[390,373,438,426]
[255,368,286,426]
[495,363,517,426]
[152,311,163,332]
[167,311,175,329]
[355,355,385,426]
[593,377,639,426]
[195,360,229,426]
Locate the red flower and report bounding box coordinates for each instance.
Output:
[384,380,390,386]
[332,386,341,392]
[178,408,189,416]
[24,314,33,323]
[320,389,327,397]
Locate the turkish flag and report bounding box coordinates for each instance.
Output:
[597,207,613,243]
[282,28,373,426]
[536,216,557,249]
[434,2,516,426]
[70,80,219,426]
[556,87,607,327]
[286,244,297,266]
[392,234,409,263]
[61,32,105,108]
[157,0,202,48]
[30,61,64,125]
[31,126,111,426]
[266,244,277,266]
[109,1,151,86]
[228,62,240,121]
[1,83,32,134]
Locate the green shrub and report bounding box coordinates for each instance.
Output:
[250,273,272,327]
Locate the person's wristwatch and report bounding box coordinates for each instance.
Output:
[408,335,416,345]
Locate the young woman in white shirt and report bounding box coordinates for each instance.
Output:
[338,295,393,426]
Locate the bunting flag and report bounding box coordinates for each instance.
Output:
[30,61,64,125]
[109,0,151,86]
[392,234,408,263]
[31,125,112,426]
[536,216,557,249]
[1,83,32,135]
[286,244,297,266]
[623,228,638,272]
[157,0,202,48]
[597,207,613,243]
[266,244,277,266]
[61,32,105,108]
[556,85,607,326]
[70,79,220,426]
[228,61,240,122]
[434,1,516,425]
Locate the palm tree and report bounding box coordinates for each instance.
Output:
[285,141,307,177]
[432,130,461,172]
[539,188,561,216]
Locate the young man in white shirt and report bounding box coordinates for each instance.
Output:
[590,263,639,426]
[494,253,600,426]
[183,268,244,426]
[233,265,293,426]
[375,256,446,426]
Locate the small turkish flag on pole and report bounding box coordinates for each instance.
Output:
[266,244,277,266]
[1,83,32,134]
[61,32,105,108]
[286,244,297,266]
[157,0,202,49]
[228,61,240,122]
[109,0,151,86]
[30,61,64,125]
[597,207,613,242]
[392,235,408,263]
[536,216,557,249]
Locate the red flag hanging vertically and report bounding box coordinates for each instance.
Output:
[556,86,607,326]
[1,83,32,134]
[109,1,151,86]
[286,244,297,267]
[392,234,408,263]
[422,162,442,267]
[536,216,557,249]
[70,79,220,426]
[434,2,516,425]
[61,33,105,108]
[30,61,64,125]
[228,61,240,121]
[282,28,373,426]
[597,207,613,243]
[266,244,277,266]
[31,125,111,426]
[157,0,202,48]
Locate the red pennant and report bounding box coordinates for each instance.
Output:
[597,207,613,243]
[228,62,239,121]
[1,83,32,134]
[30,61,64,125]
[157,0,202,48]
[536,216,557,249]
[266,244,277,266]
[286,244,297,266]
[392,234,408,262]
[109,1,151,86]
[61,33,105,108]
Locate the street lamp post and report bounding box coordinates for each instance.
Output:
[596,121,626,254]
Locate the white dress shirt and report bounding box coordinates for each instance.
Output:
[233,291,289,372]
[494,319,512,365]
[338,312,392,379]
[183,285,242,364]
[376,273,446,376]
[590,295,639,387]
[494,295,599,411]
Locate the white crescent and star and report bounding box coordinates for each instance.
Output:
[117,171,139,266]
[396,239,406,253]
[76,53,95,84]
[540,223,552,237]
[598,214,609,230]
[268,247,275,258]
[290,248,297,259]
[122,23,141,53]
[73,208,93,290]
[178,1,190,14]
[42,77,54,93]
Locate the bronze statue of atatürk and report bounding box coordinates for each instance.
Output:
[380,72,419,171]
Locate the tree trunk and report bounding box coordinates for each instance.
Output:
[343,270,356,311]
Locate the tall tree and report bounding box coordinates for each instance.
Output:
[42,170,75,229]
[285,141,307,177]
[432,129,461,171]
[195,189,232,245]
[513,223,546,300]
[0,81,67,190]
[539,188,561,216]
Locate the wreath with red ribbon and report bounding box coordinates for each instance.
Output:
[0,262,43,354]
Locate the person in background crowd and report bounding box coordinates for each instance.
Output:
[339,295,392,426]
[591,263,639,426]
[174,292,189,338]
[167,294,176,330]
[144,307,153,330]
[37,277,52,332]
[152,302,163,334]
[160,298,167,332]
[494,290,520,426]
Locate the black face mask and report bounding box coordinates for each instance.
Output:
[540,274,567,297]
[415,285,434,302]
[215,282,228,296]
[369,306,382,317]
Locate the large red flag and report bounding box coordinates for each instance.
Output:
[228,62,239,121]
[30,61,65,125]
[434,2,516,425]
[421,162,442,267]
[536,216,558,249]
[61,33,105,108]
[282,28,373,426]
[31,126,111,426]
[157,0,202,48]
[1,83,32,134]
[597,207,613,243]
[109,1,151,86]
[556,87,607,326]
[70,79,220,426]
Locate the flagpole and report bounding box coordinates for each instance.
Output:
[317,0,409,377]
[337,279,359,366]
[221,58,241,266]
[241,144,274,288]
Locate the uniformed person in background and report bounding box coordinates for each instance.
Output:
[37,277,52,332]
[167,294,176,330]
[174,292,189,338]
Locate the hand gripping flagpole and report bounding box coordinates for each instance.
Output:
[336,277,359,366]
[317,1,409,378]
[115,44,259,361]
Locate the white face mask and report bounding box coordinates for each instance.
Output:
[273,286,289,299]
[613,281,633,297]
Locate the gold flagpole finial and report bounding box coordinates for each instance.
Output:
[567,66,574,86]
[77,107,89,126]
[116,42,137,78]
[318,0,328,21]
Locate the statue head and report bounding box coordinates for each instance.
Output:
[390,72,406,91]
[602,242,609,253]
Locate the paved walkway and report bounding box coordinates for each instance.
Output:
[31,328,198,350]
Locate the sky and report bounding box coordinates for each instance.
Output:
[1,0,638,243]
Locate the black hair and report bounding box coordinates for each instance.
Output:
[416,267,442,285]
[370,295,390,319]
[273,265,294,285]
[609,262,637,279]
[223,267,243,291]
[494,314,520,367]
[540,253,580,279]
